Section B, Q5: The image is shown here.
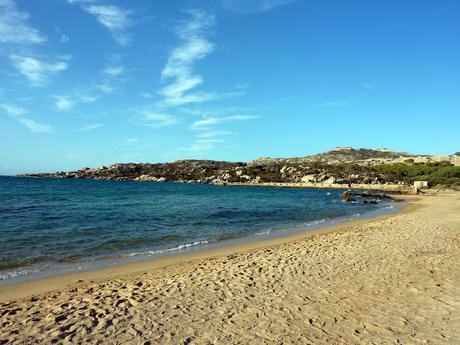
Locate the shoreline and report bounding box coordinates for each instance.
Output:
[226,181,410,192]
[0,196,411,303]
[11,175,412,192]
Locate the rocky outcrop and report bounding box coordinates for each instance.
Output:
[19,148,460,188]
[250,147,460,167]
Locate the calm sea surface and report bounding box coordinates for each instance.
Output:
[0,176,396,284]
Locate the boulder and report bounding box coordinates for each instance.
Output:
[222,173,232,180]
[301,175,315,183]
[324,176,336,184]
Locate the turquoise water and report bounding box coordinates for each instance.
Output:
[0,176,395,283]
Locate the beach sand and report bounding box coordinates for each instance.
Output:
[1,192,459,344]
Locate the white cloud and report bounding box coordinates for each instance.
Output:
[60,33,70,43]
[0,103,26,116]
[179,134,230,156]
[159,10,216,106]
[83,5,133,46]
[259,0,296,11]
[16,117,54,133]
[196,130,236,139]
[136,108,178,128]
[179,139,219,155]
[54,26,69,43]
[80,95,97,103]
[316,100,349,108]
[67,0,95,3]
[222,0,296,13]
[103,65,124,77]
[0,102,53,133]
[191,115,259,129]
[0,0,46,44]
[77,123,105,132]
[95,81,114,93]
[54,96,74,111]
[10,55,68,86]
[234,83,250,90]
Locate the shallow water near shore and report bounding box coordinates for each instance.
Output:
[0,176,398,285]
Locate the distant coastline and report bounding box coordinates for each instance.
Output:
[18,147,460,190]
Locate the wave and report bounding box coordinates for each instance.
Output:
[127,240,211,257]
[0,255,51,271]
[306,218,327,226]
[0,268,40,280]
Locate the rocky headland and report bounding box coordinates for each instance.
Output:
[19,148,460,190]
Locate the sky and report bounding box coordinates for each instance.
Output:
[0,0,459,174]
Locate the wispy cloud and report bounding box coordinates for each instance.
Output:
[67,0,95,3]
[103,65,124,77]
[191,114,259,129]
[0,0,46,44]
[134,108,178,128]
[95,81,115,94]
[54,96,74,111]
[82,4,133,46]
[16,118,54,133]
[179,139,220,156]
[77,123,105,132]
[222,0,296,13]
[54,26,69,43]
[0,103,26,116]
[10,55,68,86]
[316,100,349,108]
[159,10,216,107]
[179,132,235,155]
[80,95,97,103]
[196,130,236,139]
[0,102,53,133]
[95,55,126,94]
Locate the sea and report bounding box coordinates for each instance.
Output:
[0,176,397,285]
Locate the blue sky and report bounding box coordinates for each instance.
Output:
[0,0,459,174]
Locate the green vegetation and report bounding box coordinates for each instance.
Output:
[371,163,460,187]
[243,161,460,187]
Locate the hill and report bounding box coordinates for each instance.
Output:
[19,148,460,189]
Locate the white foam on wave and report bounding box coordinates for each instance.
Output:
[254,228,272,236]
[127,240,210,257]
[307,218,327,226]
[0,267,40,280]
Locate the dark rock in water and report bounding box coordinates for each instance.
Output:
[342,190,400,204]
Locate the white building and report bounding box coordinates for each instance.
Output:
[414,181,428,189]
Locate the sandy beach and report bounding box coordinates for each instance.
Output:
[1,192,459,344]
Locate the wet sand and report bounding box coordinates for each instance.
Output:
[1,192,459,344]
